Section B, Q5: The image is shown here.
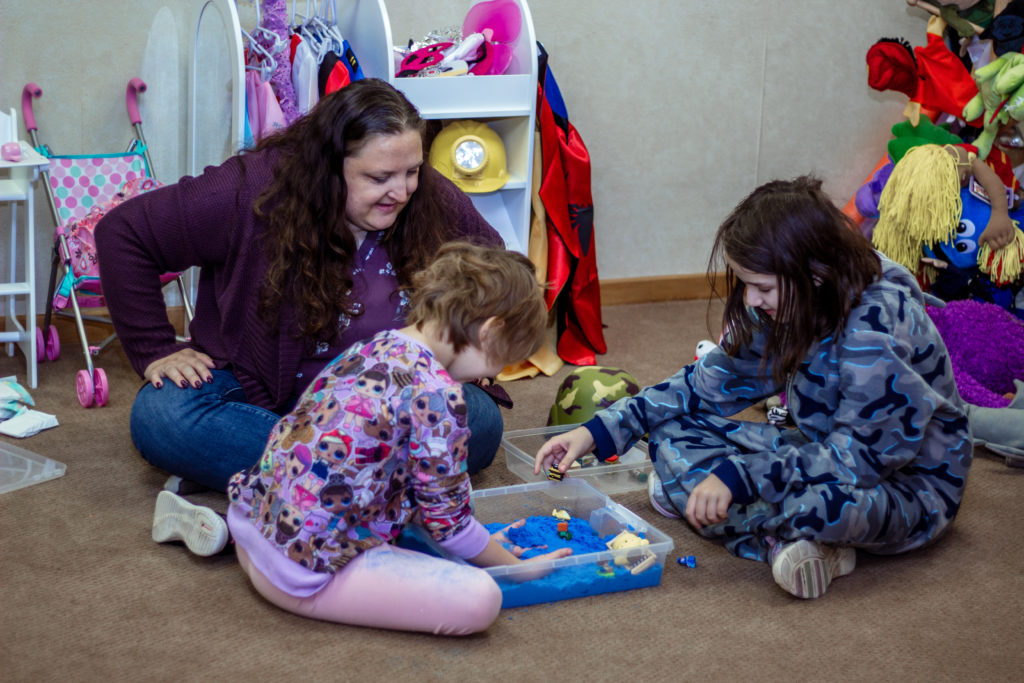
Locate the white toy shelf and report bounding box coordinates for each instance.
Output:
[389,0,538,254]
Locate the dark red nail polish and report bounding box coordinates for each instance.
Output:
[154,382,163,389]
[180,380,188,388]
[193,380,202,389]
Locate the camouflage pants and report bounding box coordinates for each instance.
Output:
[652,413,945,563]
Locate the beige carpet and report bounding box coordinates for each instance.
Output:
[1,300,1021,681]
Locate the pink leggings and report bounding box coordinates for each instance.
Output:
[235,543,503,635]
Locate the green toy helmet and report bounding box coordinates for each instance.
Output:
[547,366,641,426]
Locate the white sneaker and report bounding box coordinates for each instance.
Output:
[152,490,229,557]
[647,470,682,519]
[769,539,856,599]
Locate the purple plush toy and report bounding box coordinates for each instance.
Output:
[928,299,1024,408]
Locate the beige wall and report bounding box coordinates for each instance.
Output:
[0,0,927,311]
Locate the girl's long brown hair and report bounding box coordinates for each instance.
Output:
[249,79,451,341]
[707,176,881,384]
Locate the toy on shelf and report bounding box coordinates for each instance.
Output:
[846,1,1024,466]
[853,118,964,238]
[962,51,1024,160]
[394,0,522,78]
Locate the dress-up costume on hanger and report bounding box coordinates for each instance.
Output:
[257,0,301,124]
[291,36,320,114]
[535,43,606,366]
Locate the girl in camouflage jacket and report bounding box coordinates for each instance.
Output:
[536,176,972,599]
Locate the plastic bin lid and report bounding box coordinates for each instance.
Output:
[0,441,66,494]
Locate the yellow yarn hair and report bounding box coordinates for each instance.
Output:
[874,144,962,273]
[978,227,1024,285]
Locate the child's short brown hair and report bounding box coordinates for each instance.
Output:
[406,242,547,364]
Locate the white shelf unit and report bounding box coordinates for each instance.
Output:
[389,0,537,255]
[0,132,49,389]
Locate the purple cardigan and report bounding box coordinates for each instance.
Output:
[95,148,500,412]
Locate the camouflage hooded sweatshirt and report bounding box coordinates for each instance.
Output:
[584,256,972,558]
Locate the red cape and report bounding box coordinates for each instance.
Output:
[536,44,607,365]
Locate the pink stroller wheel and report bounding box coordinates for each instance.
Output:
[36,328,45,362]
[44,325,60,361]
[92,368,109,407]
[76,369,95,408]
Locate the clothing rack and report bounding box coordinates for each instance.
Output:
[187,0,392,179]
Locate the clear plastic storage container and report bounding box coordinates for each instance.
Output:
[502,425,652,495]
[399,478,673,607]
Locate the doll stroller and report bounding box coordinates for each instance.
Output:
[22,79,194,408]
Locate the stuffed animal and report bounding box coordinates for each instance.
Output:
[865,15,979,126]
[962,51,1024,160]
[928,298,1024,466]
[928,298,1024,408]
[873,143,1024,310]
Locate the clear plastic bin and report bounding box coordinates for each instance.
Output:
[399,478,674,608]
[0,440,66,494]
[502,425,652,495]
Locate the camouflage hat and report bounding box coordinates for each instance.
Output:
[547,366,641,426]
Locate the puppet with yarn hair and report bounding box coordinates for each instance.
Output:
[873,142,1024,301]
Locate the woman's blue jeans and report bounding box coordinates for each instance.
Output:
[130,369,503,491]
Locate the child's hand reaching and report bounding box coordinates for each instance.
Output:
[685,474,732,529]
[472,521,573,582]
[533,426,595,475]
[980,213,1017,251]
[491,518,546,557]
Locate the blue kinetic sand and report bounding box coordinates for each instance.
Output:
[398,479,673,608]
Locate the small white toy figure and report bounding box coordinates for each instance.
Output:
[694,339,718,361]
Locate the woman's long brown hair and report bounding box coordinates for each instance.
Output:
[248,79,451,341]
[707,176,881,384]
